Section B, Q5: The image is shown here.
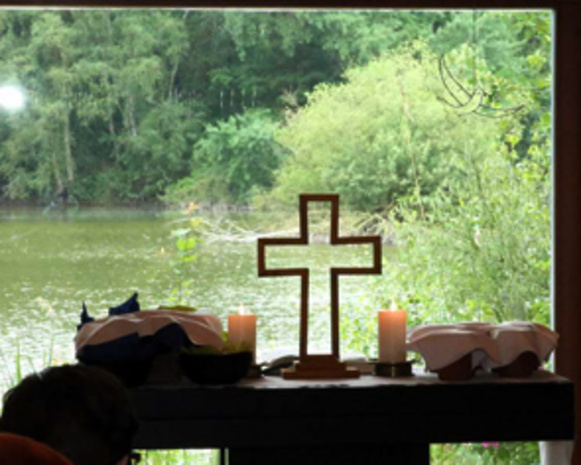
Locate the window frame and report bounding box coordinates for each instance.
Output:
[1,0,579,459]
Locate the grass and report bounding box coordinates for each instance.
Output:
[138,450,219,465]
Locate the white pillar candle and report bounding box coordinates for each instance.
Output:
[378,302,407,364]
[228,307,257,364]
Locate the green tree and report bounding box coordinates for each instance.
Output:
[379,138,551,326]
[269,44,502,213]
[0,10,205,203]
[0,10,550,209]
[217,11,448,115]
[430,11,552,158]
[0,11,77,201]
[166,109,284,205]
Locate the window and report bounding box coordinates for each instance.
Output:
[0,0,579,463]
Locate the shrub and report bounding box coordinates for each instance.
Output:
[269,43,502,213]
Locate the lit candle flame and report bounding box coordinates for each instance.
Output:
[238,304,247,315]
[389,300,398,311]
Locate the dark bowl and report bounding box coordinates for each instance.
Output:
[433,353,474,381]
[179,351,252,385]
[80,358,153,387]
[492,351,540,378]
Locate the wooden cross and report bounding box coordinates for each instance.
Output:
[257,194,382,379]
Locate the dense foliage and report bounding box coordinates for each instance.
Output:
[268,44,502,212]
[0,10,447,205]
[0,10,549,208]
[164,109,284,205]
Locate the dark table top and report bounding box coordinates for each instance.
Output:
[131,370,574,450]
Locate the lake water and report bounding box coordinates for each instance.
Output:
[0,207,379,390]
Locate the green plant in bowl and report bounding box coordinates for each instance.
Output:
[179,343,252,384]
[181,341,251,356]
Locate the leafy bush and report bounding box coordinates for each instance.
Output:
[268,43,502,213]
[166,109,285,206]
[431,442,540,465]
[385,144,551,326]
[165,216,204,306]
[342,134,550,353]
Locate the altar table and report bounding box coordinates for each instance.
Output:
[130,370,574,465]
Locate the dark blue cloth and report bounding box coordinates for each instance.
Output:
[108,292,140,316]
[77,322,193,364]
[77,293,139,331]
[77,302,95,331]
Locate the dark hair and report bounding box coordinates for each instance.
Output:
[0,364,138,465]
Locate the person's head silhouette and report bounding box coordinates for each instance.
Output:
[1,364,138,465]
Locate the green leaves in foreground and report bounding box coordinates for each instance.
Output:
[269,43,502,212]
[182,341,251,355]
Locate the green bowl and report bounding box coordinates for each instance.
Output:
[178,351,252,384]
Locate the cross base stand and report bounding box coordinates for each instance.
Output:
[282,355,360,380]
[374,361,414,378]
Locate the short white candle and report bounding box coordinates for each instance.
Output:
[228,306,257,364]
[378,302,407,363]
